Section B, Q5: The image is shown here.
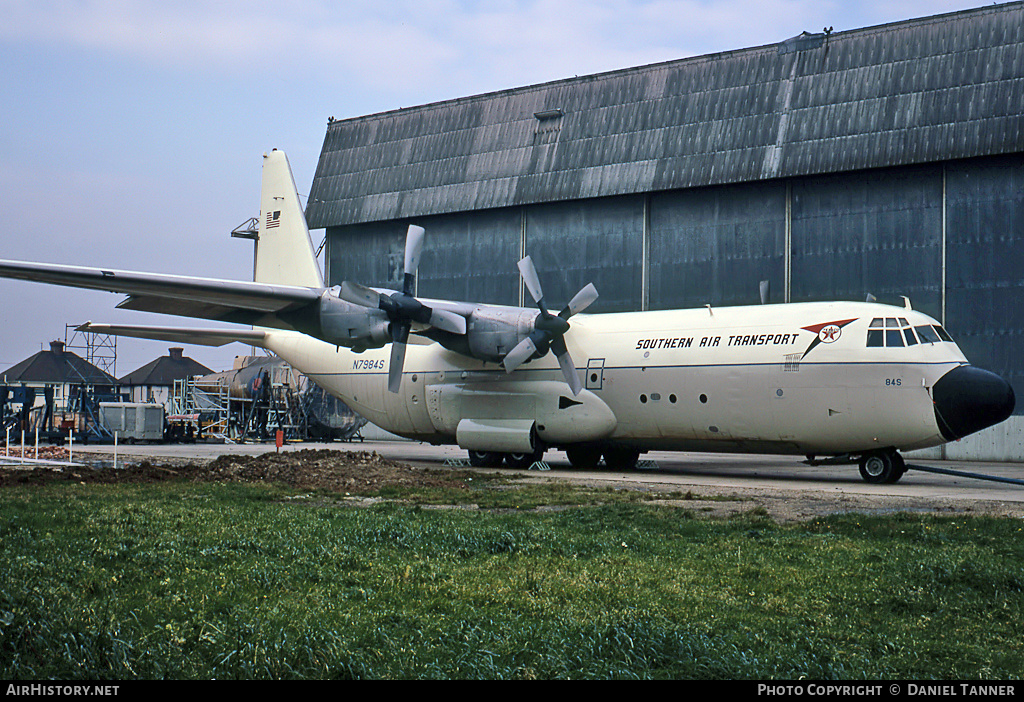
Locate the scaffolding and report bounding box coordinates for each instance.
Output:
[168,358,366,443]
[169,376,231,441]
[65,325,117,379]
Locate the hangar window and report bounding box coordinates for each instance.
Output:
[533,109,564,145]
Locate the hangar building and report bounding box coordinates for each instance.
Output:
[305,2,1024,459]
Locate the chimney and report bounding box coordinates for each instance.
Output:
[50,340,65,354]
[169,348,184,360]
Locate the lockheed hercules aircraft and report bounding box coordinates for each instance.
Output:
[0,150,1014,483]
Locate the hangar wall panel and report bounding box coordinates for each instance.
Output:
[648,181,787,310]
[789,165,943,319]
[416,209,522,306]
[326,222,407,292]
[945,155,1024,405]
[327,209,522,307]
[524,196,644,313]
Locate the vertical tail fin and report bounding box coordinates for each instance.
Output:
[255,149,325,288]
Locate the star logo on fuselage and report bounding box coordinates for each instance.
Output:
[800,318,858,358]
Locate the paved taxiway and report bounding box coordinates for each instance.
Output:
[72,439,1024,507]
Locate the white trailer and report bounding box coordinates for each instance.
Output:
[99,403,164,442]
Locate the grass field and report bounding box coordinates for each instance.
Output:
[1,475,1022,679]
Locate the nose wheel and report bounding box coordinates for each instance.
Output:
[858,449,906,484]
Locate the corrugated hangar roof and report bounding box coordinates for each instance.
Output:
[306,2,1024,229]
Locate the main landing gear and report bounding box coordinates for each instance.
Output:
[566,445,640,471]
[858,449,907,484]
[467,449,544,469]
[466,445,642,471]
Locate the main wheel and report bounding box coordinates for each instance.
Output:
[506,448,544,469]
[565,445,602,469]
[858,450,904,484]
[602,447,640,471]
[468,450,504,468]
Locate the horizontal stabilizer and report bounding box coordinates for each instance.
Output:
[77,322,269,348]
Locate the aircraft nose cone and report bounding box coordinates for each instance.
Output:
[932,365,1015,441]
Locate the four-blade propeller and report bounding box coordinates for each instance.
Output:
[502,255,598,395]
[340,225,467,392]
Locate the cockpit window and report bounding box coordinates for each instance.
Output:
[868,318,953,347]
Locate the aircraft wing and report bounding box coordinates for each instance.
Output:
[0,260,321,327]
[76,322,270,348]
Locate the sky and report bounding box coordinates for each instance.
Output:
[0,0,1002,376]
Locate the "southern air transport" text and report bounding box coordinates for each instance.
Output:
[636,333,800,350]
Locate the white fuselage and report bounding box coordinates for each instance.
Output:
[262,300,966,457]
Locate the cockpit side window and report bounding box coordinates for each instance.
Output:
[915,325,941,343]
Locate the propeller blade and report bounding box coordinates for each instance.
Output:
[387,322,411,393]
[503,336,538,373]
[562,282,599,318]
[404,225,425,290]
[340,281,382,309]
[552,337,582,396]
[517,256,545,305]
[429,309,467,335]
[387,341,407,393]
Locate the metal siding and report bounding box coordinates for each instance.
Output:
[326,222,407,291]
[647,181,787,310]
[524,196,644,313]
[789,165,943,318]
[945,155,1024,410]
[416,209,522,306]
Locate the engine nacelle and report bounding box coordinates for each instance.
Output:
[317,291,391,352]
[464,307,537,363]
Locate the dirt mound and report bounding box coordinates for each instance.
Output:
[202,449,467,492]
[0,448,468,493]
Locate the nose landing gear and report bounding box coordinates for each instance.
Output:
[858,449,907,484]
